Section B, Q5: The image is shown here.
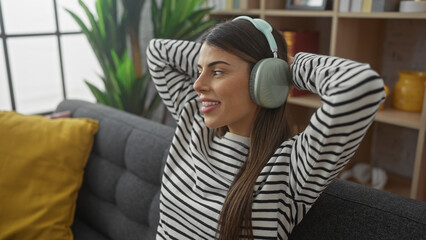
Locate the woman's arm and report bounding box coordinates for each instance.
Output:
[146,39,201,121]
[287,52,385,204]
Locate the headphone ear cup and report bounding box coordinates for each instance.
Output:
[249,58,291,108]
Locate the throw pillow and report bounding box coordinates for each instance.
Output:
[0,111,99,240]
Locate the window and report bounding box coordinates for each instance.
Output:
[0,41,11,111]
[0,0,100,114]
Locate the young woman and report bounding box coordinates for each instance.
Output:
[147,16,385,240]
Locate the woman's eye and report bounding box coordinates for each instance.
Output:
[213,71,223,76]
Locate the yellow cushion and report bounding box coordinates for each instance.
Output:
[0,111,99,240]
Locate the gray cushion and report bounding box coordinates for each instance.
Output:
[56,100,174,240]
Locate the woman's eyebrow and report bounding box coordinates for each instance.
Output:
[198,61,230,69]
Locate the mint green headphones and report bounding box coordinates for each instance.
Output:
[233,16,291,109]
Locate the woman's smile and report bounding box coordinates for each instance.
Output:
[200,98,221,113]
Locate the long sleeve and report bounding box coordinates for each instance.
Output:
[286,52,385,204]
[146,39,201,121]
[150,41,386,239]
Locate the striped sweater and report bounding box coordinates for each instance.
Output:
[147,39,385,239]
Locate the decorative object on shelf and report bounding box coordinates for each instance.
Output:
[286,0,331,10]
[288,86,312,97]
[283,30,319,97]
[340,163,388,190]
[399,0,426,12]
[378,84,389,111]
[392,70,426,112]
[282,30,319,57]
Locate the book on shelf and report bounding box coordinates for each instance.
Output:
[226,0,233,10]
[362,0,373,12]
[233,0,240,9]
[209,0,259,10]
[350,0,363,12]
[372,0,401,12]
[240,0,248,9]
[240,0,260,10]
[282,30,319,97]
[339,0,351,12]
[207,0,234,10]
[344,0,402,12]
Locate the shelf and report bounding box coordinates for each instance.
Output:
[287,95,423,130]
[344,171,412,198]
[264,10,334,18]
[375,108,422,130]
[211,9,261,16]
[338,12,426,19]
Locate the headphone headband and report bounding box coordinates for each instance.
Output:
[233,16,278,58]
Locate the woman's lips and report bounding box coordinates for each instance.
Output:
[201,101,220,113]
[199,98,220,113]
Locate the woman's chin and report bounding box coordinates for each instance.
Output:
[204,120,224,129]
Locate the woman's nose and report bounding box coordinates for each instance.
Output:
[193,73,208,93]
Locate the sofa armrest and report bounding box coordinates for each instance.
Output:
[289,179,426,240]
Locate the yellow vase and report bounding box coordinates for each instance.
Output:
[392,71,426,112]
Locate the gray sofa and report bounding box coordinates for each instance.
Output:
[56,100,426,240]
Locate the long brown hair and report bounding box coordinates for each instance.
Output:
[201,19,291,239]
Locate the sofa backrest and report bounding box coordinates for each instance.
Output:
[56,100,174,240]
[56,100,426,240]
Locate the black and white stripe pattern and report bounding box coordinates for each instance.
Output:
[147,39,385,239]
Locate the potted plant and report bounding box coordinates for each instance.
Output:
[67,0,216,119]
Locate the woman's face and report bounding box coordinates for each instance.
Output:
[194,43,258,137]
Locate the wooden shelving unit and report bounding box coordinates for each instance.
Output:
[210,0,426,201]
[287,94,424,130]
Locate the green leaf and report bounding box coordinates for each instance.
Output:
[183,19,217,40]
[152,0,215,40]
[95,0,106,38]
[160,0,171,36]
[79,0,102,47]
[151,0,159,37]
[188,8,214,24]
[85,80,110,105]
